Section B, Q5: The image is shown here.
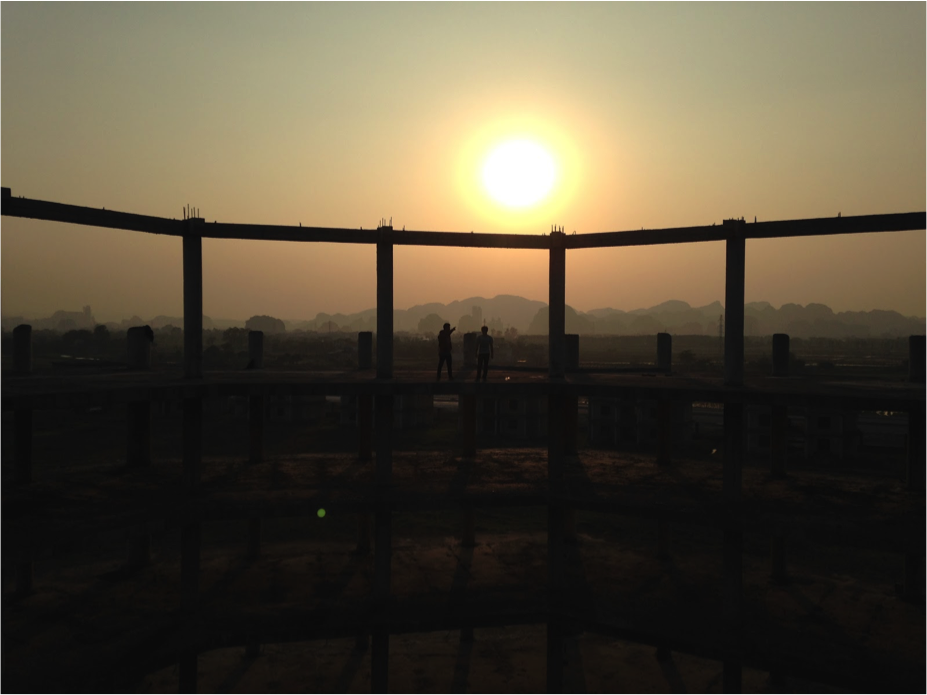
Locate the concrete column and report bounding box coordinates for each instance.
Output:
[358,332,373,370]
[358,394,373,461]
[656,398,672,465]
[547,392,566,692]
[462,508,475,547]
[247,516,261,561]
[249,395,265,465]
[376,231,393,380]
[463,332,477,369]
[183,223,203,379]
[909,335,925,382]
[12,324,32,374]
[375,394,393,486]
[372,627,389,693]
[772,334,790,377]
[724,219,746,387]
[183,397,202,492]
[564,507,577,544]
[372,388,393,693]
[126,400,151,467]
[565,334,579,372]
[14,408,33,484]
[549,232,566,379]
[770,404,788,478]
[722,401,744,691]
[179,652,198,693]
[907,400,925,492]
[461,394,476,457]
[248,331,264,369]
[127,326,153,370]
[656,333,672,373]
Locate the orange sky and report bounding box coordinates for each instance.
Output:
[2,4,924,322]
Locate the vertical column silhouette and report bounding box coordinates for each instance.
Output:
[183,219,203,379]
[376,229,393,380]
[546,391,566,692]
[722,400,744,691]
[724,219,746,387]
[549,231,566,379]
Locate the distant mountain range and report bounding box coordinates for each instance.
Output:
[4,296,924,338]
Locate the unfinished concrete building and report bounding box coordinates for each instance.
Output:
[2,188,924,693]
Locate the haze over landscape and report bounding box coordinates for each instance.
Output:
[2,4,925,323]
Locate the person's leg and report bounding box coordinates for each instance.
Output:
[447,354,454,380]
[437,355,445,380]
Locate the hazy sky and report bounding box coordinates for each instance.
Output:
[2,3,924,322]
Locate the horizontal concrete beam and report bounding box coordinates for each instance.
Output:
[566,212,926,249]
[4,194,922,249]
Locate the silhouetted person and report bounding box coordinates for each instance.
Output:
[437,323,456,380]
[475,325,494,381]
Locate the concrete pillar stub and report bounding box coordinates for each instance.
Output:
[772,334,790,377]
[656,333,672,373]
[909,335,925,382]
[248,331,264,369]
[12,324,32,374]
[127,326,153,370]
[358,331,373,370]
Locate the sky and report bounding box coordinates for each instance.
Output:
[2,3,924,323]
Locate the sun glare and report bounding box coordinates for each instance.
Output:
[481,139,557,209]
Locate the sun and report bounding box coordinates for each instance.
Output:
[481,139,557,209]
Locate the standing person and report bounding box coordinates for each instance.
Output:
[475,325,494,381]
[437,323,456,380]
